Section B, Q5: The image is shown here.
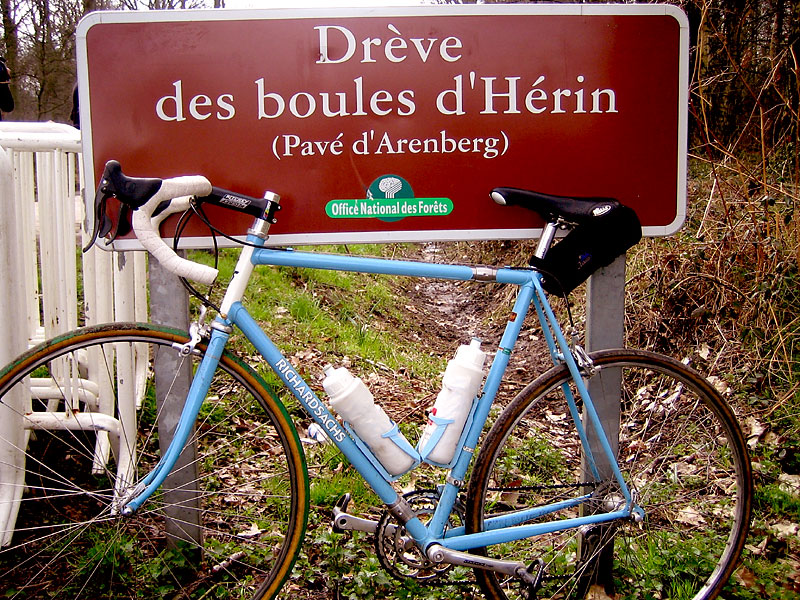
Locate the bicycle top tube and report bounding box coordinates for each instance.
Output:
[251,246,537,286]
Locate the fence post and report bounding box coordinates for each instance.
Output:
[148,254,202,547]
[0,146,30,545]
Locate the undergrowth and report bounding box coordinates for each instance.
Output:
[417,154,800,598]
[626,155,800,598]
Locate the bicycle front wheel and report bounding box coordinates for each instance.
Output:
[466,349,752,600]
[0,323,308,599]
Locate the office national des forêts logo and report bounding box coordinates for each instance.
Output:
[326,175,453,223]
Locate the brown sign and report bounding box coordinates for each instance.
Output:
[77,5,688,247]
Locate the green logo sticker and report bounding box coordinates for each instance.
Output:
[326,175,453,222]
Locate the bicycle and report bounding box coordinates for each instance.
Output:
[0,160,752,599]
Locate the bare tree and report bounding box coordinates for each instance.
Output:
[0,0,796,177]
[115,0,206,9]
[1,0,211,121]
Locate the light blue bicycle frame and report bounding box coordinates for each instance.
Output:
[122,226,637,557]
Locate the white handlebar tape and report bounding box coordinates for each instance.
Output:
[151,195,192,229]
[131,175,218,285]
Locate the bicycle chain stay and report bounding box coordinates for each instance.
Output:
[486,480,600,495]
[482,479,625,595]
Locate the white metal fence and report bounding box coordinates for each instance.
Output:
[0,122,149,545]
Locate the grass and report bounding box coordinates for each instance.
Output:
[193,244,445,379]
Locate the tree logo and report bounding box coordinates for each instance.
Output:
[366,175,414,222]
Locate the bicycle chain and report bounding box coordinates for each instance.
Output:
[374,482,607,592]
[483,480,607,592]
[375,490,469,586]
[485,480,600,494]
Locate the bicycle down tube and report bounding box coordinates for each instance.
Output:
[121,224,637,554]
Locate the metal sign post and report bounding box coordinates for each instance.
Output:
[148,255,202,547]
[582,255,627,588]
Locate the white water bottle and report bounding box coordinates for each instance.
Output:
[418,338,487,465]
[323,366,416,476]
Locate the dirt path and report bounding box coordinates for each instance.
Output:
[401,243,555,404]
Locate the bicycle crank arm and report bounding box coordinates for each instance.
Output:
[332,508,380,534]
[427,544,539,586]
[331,493,382,534]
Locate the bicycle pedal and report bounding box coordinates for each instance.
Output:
[331,494,351,533]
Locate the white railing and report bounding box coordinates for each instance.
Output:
[0,122,148,545]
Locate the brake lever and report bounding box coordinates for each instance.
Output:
[82,187,113,252]
[107,204,133,242]
[84,160,157,252]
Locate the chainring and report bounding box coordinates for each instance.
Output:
[374,489,467,585]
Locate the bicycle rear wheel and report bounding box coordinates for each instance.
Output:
[466,349,751,600]
[0,323,308,599]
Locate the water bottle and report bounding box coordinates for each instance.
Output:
[322,365,416,476]
[418,338,487,466]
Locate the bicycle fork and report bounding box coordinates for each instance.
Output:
[118,324,231,515]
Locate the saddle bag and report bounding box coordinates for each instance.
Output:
[531,202,642,295]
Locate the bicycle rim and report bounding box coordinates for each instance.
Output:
[0,323,308,600]
[466,349,752,600]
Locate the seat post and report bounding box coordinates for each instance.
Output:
[534,221,559,259]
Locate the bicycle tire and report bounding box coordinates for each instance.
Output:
[466,348,752,600]
[0,323,309,599]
